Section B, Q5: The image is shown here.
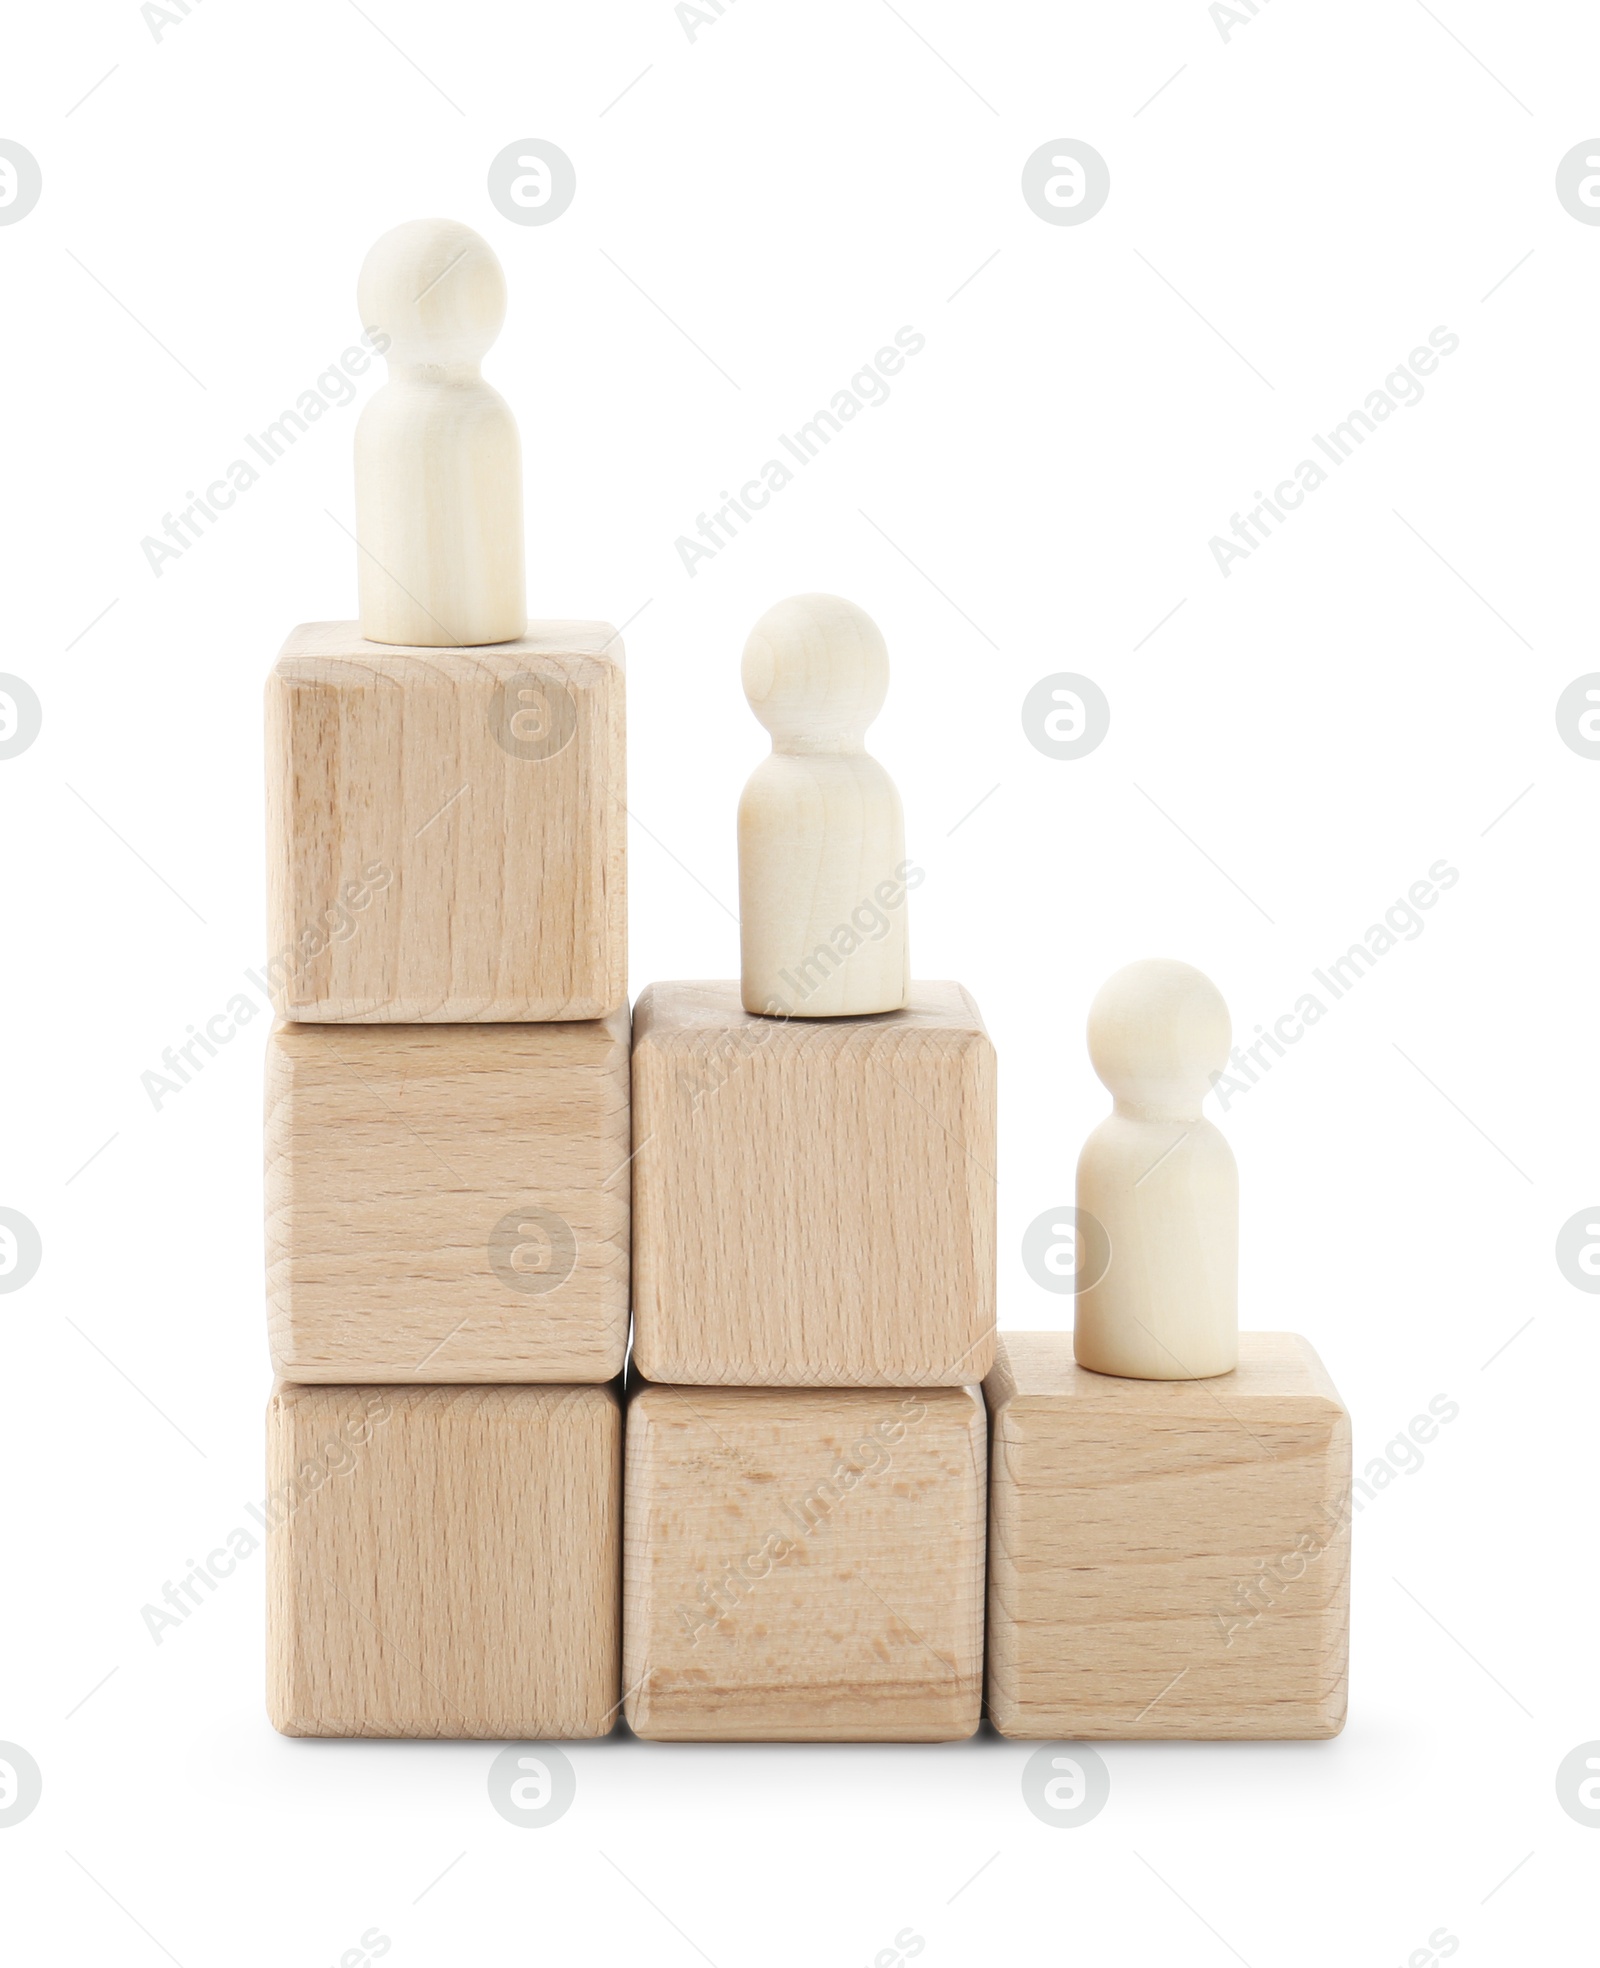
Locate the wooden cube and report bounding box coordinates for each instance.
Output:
[985,1331,1350,1739]
[265,621,626,1022]
[630,982,996,1386]
[623,1380,986,1740]
[266,1010,629,1382]
[267,1382,620,1738]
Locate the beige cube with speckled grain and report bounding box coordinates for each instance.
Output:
[623,1379,987,1741]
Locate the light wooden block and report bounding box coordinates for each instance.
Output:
[985,1331,1351,1739]
[630,982,996,1386]
[623,1380,986,1740]
[266,1010,629,1382]
[267,1382,620,1738]
[265,621,626,1022]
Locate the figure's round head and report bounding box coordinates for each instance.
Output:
[1087,958,1231,1114]
[736,586,885,747]
[357,218,506,366]
[741,594,889,749]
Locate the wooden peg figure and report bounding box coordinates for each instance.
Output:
[738,594,910,1018]
[354,218,526,647]
[1074,958,1238,1380]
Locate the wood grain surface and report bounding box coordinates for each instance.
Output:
[266,1010,629,1382]
[985,1330,1350,1739]
[630,981,996,1386]
[268,1382,621,1738]
[265,621,625,1022]
[624,1380,987,1741]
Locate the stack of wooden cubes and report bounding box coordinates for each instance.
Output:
[263,620,630,1738]
[624,984,997,1739]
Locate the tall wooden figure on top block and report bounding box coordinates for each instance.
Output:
[266,218,625,1025]
[354,217,525,648]
[737,594,908,1018]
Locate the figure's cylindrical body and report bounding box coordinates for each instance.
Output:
[355,376,525,647]
[1074,1111,1238,1379]
[736,592,910,1019]
[738,751,908,1016]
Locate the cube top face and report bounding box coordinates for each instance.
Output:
[266,620,626,1023]
[266,1009,629,1382]
[267,1382,621,1739]
[631,981,996,1386]
[624,1382,987,1741]
[986,1331,1350,1740]
[640,977,980,1041]
[987,1328,1346,1420]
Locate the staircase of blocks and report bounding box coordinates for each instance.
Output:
[259,216,1351,1747]
[259,620,1351,1745]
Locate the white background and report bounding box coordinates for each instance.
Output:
[2,0,1596,1961]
